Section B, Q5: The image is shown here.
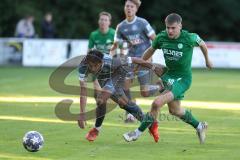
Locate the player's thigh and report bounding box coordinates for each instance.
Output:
[93,79,101,91]
[96,89,112,105]
[97,80,115,103]
[124,75,133,90]
[152,90,174,108]
[161,74,191,100]
[110,88,129,107]
[137,70,150,88]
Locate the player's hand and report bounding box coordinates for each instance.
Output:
[77,120,87,129]
[206,60,213,70]
[154,67,164,77]
[153,65,168,77]
[78,114,87,129]
[133,64,140,74]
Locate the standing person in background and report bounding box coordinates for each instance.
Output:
[88,11,115,54]
[110,0,159,123]
[41,12,56,38]
[15,15,35,38]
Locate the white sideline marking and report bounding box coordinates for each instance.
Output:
[0,153,51,160]
[0,96,240,110]
[1,115,240,137]
[0,116,136,128]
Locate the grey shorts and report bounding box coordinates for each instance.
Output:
[126,69,150,86]
[98,75,126,100]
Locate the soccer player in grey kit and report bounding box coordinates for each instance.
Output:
[110,0,159,122]
[78,50,167,141]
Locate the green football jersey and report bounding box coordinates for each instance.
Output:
[88,28,115,53]
[152,30,203,76]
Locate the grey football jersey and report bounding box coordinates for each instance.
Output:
[114,16,155,57]
[78,54,133,87]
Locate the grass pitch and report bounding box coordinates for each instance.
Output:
[0,67,240,160]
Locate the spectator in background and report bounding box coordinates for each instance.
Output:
[41,13,55,38]
[15,15,35,38]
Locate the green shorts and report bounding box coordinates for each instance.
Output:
[161,73,192,100]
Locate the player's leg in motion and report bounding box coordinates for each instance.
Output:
[93,79,101,100]
[85,88,112,142]
[123,77,133,101]
[123,90,208,143]
[167,101,208,144]
[123,90,174,142]
[138,70,160,97]
[111,91,144,122]
[123,74,136,123]
[124,70,161,123]
[137,70,163,142]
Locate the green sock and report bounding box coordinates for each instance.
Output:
[138,112,154,132]
[180,110,199,128]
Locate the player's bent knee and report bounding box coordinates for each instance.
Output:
[140,91,149,97]
[118,104,125,109]
[117,98,128,107]
[120,101,135,109]
[96,99,106,106]
[152,100,163,110]
[168,108,175,115]
[168,108,181,117]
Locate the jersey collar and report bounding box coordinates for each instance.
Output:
[125,16,137,24]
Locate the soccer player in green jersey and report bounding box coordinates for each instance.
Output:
[123,13,213,144]
[88,11,115,53]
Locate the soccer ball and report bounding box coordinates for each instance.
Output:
[22,131,44,152]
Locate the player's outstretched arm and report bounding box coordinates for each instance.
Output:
[199,41,213,69]
[131,57,167,77]
[78,80,87,129]
[132,47,156,72]
[110,42,118,56]
[142,47,156,60]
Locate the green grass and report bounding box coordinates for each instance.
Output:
[0,67,240,160]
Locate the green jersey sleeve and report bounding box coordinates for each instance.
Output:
[189,33,203,47]
[88,32,94,49]
[152,34,161,49]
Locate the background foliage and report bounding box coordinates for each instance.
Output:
[0,0,240,41]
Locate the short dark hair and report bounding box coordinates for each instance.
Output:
[165,13,182,24]
[86,49,104,63]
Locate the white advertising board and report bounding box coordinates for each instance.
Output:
[23,39,68,67]
[153,42,240,69]
[21,39,240,68]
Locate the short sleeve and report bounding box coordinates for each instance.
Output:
[88,32,94,49]
[152,34,161,49]
[142,19,155,37]
[189,33,203,46]
[112,55,132,70]
[78,63,88,81]
[114,24,123,43]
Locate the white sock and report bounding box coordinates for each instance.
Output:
[135,129,142,136]
[197,122,202,130]
[95,126,101,131]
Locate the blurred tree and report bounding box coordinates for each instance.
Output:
[0,0,239,41]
